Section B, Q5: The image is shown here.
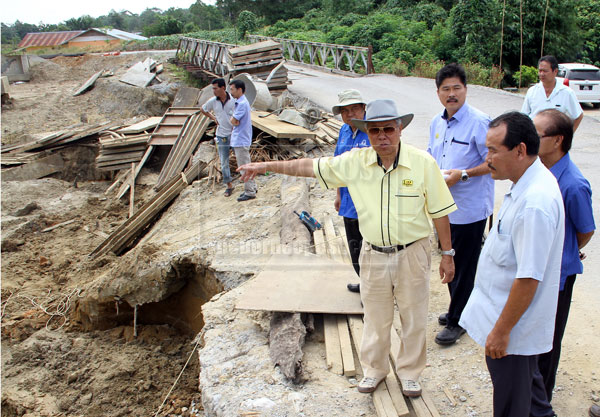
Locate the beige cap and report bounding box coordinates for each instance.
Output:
[332,89,366,115]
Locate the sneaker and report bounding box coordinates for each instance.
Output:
[237,193,256,202]
[438,312,448,326]
[357,376,383,393]
[400,379,422,397]
[434,325,466,345]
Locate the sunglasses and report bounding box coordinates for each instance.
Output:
[367,126,397,135]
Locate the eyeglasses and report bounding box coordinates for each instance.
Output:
[367,126,397,136]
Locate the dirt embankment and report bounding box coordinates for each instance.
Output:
[1,52,206,417]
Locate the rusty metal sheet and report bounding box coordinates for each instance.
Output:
[18,31,83,48]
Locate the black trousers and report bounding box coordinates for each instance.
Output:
[486,354,554,417]
[447,219,487,327]
[343,217,362,277]
[538,274,576,401]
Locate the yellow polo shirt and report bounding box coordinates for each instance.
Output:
[314,144,456,246]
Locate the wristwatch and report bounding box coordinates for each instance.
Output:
[441,249,456,256]
[461,169,469,182]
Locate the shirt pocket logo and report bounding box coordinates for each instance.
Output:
[402,179,413,186]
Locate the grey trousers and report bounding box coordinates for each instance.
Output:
[234,146,256,197]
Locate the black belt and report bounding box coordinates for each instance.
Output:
[369,241,415,253]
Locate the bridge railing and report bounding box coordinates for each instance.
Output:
[175,37,237,77]
[247,35,373,75]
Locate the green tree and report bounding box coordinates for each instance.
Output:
[448,0,501,66]
[237,10,258,37]
[190,1,226,30]
[143,15,183,36]
[575,0,600,65]
[64,15,94,30]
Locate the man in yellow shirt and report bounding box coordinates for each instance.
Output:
[238,99,456,397]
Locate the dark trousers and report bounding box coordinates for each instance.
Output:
[486,355,554,417]
[447,219,487,327]
[538,274,576,401]
[343,217,362,277]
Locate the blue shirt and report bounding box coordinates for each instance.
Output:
[549,153,596,290]
[428,102,493,224]
[334,123,370,218]
[231,94,252,147]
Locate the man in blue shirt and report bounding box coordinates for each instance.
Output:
[331,89,370,293]
[533,109,595,402]
[428,63,494,344]
[229,79,256,202]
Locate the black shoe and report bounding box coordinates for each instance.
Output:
[438,312,448,326]
[590,404,600,417]
[237,193,256,202]
[435,325,466,345]
[347,283,360,293]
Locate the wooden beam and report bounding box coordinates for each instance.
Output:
[129,162,135,218]
[337,315,356,377]
[323,314,343,375]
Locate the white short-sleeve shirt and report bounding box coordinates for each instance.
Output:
[521,81,583,120]
[459,159,565,355]
[202,94,235,137]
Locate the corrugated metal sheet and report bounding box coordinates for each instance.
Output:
[18,31,84,48]
[104,28,147,41]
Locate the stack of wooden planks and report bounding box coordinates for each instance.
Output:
[95,117,161,171]
[155,113,210,190]
[228,40,290,94]
[96,132,149,171]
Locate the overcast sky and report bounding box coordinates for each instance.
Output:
[2,0,215,25]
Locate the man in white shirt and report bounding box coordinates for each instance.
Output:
[201,78,236,197]
[460,112,564,417]
[521,55,583,132]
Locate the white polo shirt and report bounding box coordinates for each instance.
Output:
[202,94,235,137]
[459,159,565,355]
[521,81,583,120]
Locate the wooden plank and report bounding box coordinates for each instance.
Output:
[337,315,356,377]
[235,253,363,314]
[117,117,162,134]
[148,137,177,146]
[323,217,344,264]
[119,61,156,87]
[173,86,201,107]
[385,372,411,417]
[89,160,206,258]
[41,219,76,233]
[421,391,442,417]
[1,153,63,181]
[129,162,135,218]
[229,40,282,57]
[251,111,316,140]
[390,319,439,417]
[410,396,430,417]
[155,114,210,190]
[73,70,103,96]
[116,146,153,199]
[105,169,130,195]
[375,382,397,417]
[313,228,327,257]
[324,314,343,375]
